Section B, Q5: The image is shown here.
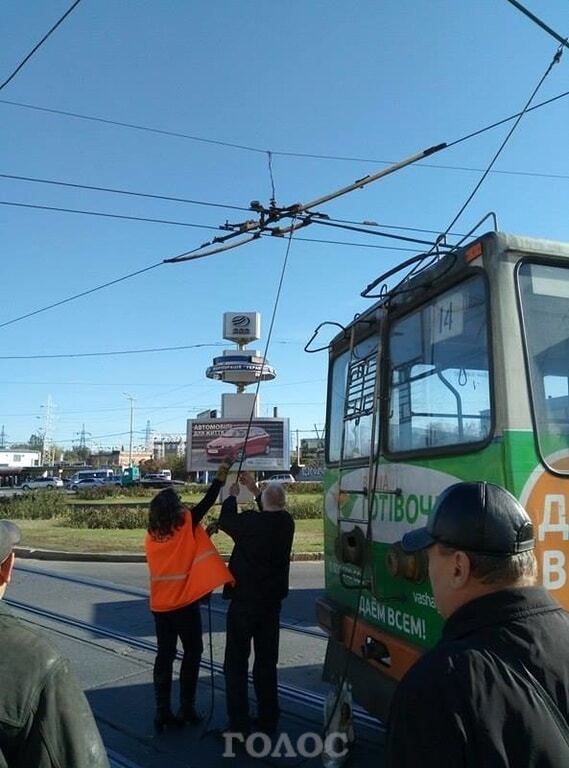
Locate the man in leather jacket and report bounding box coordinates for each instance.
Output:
[0,520,110,767]
[387,482,569,768]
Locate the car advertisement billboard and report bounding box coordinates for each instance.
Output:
[186,418,290,471]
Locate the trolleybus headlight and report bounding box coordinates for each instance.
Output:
[386,542,427,583]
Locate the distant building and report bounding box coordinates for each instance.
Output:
[0,449,41,486]
[300,437,325,461]
[90,449,153,468]
[153,435,186,461]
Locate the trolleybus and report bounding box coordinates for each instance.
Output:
[314,230,569,719]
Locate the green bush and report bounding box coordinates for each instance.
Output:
[0,491,68,520]
[65,506,148,529]
[287,496,322,519]
[287,482,323,495]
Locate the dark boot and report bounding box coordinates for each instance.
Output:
[154,672,184,733]
[178,657,203,725]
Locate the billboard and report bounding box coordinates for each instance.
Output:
[186,418,290,471]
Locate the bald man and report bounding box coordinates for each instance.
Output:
[217,474,294,737]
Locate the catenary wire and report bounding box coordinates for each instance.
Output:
[235,222,297,481]
[0,343,225,360]
[1,87,569,170]
[0,173,250,213]
[0,200,227,231]
[0,195,437,251]
[0,171,476,237]
[441,44,564,237]
[505,0,569,49]
[0,0,84,91]
[0,262,163,330]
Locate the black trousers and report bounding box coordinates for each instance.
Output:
[152,601,203,709]
[224,600,281,731]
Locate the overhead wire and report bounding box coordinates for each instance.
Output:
[0,343,225,360]
[0,262,162,330]
[0,0,84,92]
[441,42,564,237]
[0,173,250,213]
[504,0,569,49]
[1,86,569,170]
[0,171,474,238]
[235,221,297,483]
[0,200,227,231]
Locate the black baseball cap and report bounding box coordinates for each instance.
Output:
[0,520,21,564]
[401,482,535,556]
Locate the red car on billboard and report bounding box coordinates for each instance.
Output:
[205,426,271,461]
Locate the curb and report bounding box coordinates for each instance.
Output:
[14,546,324,564]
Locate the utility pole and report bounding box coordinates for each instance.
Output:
[41,395,56,467]
[0,426,7,449]
[75,424,91,452]
[145,420,152,451]
[296,429,300,465]
[123,394,135,467]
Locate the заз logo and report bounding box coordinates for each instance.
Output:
[232,315,251,327]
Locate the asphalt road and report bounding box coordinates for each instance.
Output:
[7,559,385,767]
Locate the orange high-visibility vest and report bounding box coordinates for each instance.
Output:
[145,512,234,612]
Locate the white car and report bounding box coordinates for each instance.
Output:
[21,477,64,491]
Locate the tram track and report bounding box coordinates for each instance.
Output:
[5,595,381,732]
[15,562,327,640]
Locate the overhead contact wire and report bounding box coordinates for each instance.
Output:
[505,0,569,49]
[442,43,564,236]
[1,87,569,167]
[0,173,250,213]
[235,222,296,480]
[0,0,84,91]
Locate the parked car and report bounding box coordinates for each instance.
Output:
[205,426,271,461]
[21,476,64,491]
[140,474,173,488]
[69,478,106,491]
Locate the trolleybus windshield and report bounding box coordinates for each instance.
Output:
[518,261,569,472]
[387,274,491,454]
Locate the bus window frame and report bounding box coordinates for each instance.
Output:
[381,268,495,461]
[515,255,569,478]
[325,321,382,468]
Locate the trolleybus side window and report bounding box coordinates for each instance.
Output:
[387,275,491,453]
[327,334,379,463]
[518,262,569,471]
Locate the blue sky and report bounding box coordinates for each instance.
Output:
[1,0,568,452]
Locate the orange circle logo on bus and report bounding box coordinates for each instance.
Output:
[521,453,569,609]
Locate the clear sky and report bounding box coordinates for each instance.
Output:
[1,0,568,453]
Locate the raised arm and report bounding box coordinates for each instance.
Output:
[239,471,263,510]
[190,461,232,526]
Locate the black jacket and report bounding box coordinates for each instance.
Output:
[387,587,569,768]
[218,494,294,605]
[0,601,109,767]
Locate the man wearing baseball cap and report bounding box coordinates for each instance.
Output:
[387,482,569,768]
[0,520,110,767]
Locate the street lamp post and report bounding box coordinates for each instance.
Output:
[123,394,135,467]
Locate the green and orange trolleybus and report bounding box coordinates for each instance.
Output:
[315,231,569,718]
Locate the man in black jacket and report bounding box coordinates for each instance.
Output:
[217,473,294,736]
[387,482,569,768]
[0,520,109,767]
